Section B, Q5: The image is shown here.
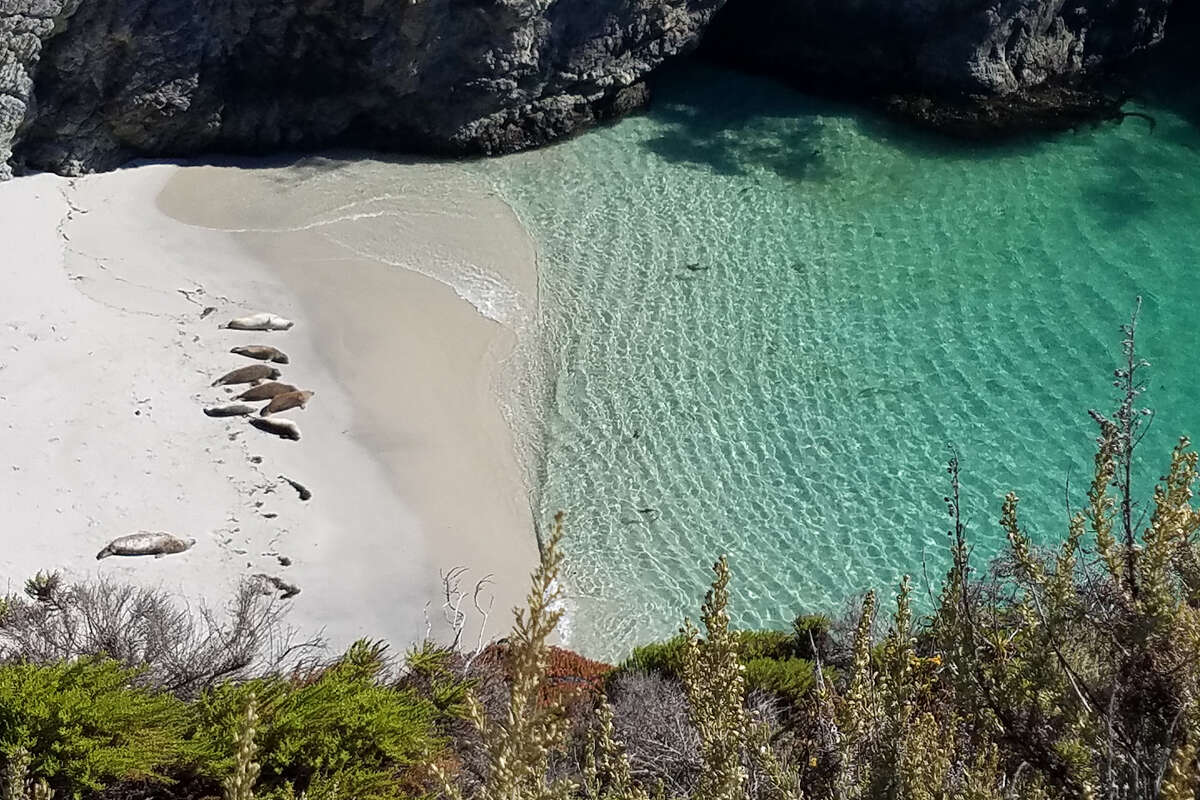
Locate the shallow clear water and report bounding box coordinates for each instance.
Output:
[470,64,1200,660]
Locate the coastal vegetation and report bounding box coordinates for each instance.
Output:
[3,313,1200,799]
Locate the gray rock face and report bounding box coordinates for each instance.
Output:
[0,0,723,177]
[0,0,71,178]
[701,0,1172,100]
[0,0,1176,176]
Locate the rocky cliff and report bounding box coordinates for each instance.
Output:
[700,0,1173,133]
[0,0,1178,178]
[0,0,723,178]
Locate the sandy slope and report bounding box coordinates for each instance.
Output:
[0,161,540,651]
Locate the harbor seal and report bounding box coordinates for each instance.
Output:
[236,382,298,401]
[96,532,196,560]
[212,364,281,386]
[231,345,290,364]
[222,313,294,331]
[261,390,314,416]
[203,403,256,417]
[249,416,301,441]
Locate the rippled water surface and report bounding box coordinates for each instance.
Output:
[470,64,1200,659]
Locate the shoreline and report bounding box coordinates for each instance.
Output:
[0,158,542,651]
[157,158,545,642]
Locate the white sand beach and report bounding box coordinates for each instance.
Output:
[0,159,540,651]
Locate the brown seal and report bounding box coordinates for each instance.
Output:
[236,382,298,401]
[231,345,290,364]
[249,416,301,441]
[261,390,314,416]
[212,364,281,386]
[97,532,196,559]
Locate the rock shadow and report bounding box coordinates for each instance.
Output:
[640,63,835,183]
[1081,170,1158,230]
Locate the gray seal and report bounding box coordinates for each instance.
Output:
[96,532,196,559]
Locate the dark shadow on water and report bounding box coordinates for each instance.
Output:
[1066,2,1200,229]
[643,61,1071,180]
[850,103,1066,162]
[642,63,836,183]
[1082,180,1158,230]
[1078,138,1163,228]
[651,60,1195,227]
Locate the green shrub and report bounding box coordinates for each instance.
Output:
[402,642,472,719]
[0,657,200,798]
[194,640,444,800]
[621,635,689,677]
[735,630,798,661]
[742,657,815,705]
[621,629,816,703]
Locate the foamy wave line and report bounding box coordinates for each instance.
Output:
[324,232,528,326]
[171,187,479,234]
[179,205,475,236]
[171,195,521,321]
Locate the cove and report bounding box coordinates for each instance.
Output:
[470,63,1200,660]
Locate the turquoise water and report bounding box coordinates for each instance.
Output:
[471,64,1200,660]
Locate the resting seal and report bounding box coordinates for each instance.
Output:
[97,532,196,560]
[231,345,290,364]
[203,403,256,417]
[223,313,294,331]
[249,416,301,441]
[212,364,281,386]
[261,390,314,416]
[236,382,298,401]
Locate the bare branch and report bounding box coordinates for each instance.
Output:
[0,575,322,696]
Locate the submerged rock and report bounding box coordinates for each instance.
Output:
[0,0,723,177]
